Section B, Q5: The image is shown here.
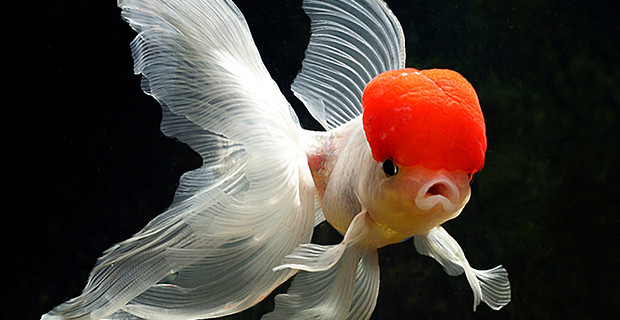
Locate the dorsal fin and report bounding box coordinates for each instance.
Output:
[292,0,406,130]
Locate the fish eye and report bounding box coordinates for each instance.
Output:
[382,159,398,177]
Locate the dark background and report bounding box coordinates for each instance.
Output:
[5,0,618,319]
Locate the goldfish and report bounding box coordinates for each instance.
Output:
[42,0,511,319]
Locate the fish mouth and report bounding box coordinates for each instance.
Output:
[415,170,463,213]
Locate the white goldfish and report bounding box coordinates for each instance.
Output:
[42,0,511,319]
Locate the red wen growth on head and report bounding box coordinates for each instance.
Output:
[363,68,487,175]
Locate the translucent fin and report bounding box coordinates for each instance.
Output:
[43,0,317,319]
[274,243,346,272]
[120,0,300,147]
[105,310,144,320]
[160,103,250,205]
[293,0,406,129]
[414,226,511,311]
[275,210,368,272]
[314,196,326,227]
[44,146,315,319]
[346,249,380,320]
[266,213,380,320]
[42,150,246,320]
[263,246,361,320]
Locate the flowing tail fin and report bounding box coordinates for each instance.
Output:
[42,0,316,318]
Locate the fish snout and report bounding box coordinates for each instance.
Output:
[415,172,463,213]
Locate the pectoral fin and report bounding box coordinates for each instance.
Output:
[267,213,380,320]
[414,226,511,311]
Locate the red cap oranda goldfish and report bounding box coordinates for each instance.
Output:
[42,0,510,319]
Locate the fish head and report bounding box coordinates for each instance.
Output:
[359,68,486,246]
[357,162,471,245]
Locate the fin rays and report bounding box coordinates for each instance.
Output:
[414,226,511,311]
[292,0,406,129]
[267,212,380,320]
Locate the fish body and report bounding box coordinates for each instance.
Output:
[42,0,510,319]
